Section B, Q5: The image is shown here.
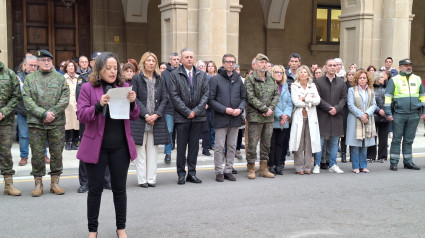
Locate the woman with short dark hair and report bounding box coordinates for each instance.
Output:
[63,60,80,150]
[77,52,139,238]
[367,71,389,163]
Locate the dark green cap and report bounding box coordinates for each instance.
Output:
[399,58,412,66]
[36,49,53,59]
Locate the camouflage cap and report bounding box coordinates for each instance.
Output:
[255,53,269,62]
[399,58,412,66]
[91,52,102,60]
[36,49,53,59]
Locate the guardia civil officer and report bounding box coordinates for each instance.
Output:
[22,50,70,196]
[384,58,425,171]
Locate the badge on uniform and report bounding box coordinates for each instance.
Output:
[411,83,416,86]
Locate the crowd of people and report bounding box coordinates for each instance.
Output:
[1,48,425,237]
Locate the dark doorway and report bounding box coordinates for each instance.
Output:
[12,0,91,69]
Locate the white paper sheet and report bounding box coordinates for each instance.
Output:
[106,87,132,119]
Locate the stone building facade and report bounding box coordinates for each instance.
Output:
[1,0,424,76]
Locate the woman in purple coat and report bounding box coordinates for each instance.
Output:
[77,52,139,238]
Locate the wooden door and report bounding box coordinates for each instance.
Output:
[12,0,90,69]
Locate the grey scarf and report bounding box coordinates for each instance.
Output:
[144,76,156,132]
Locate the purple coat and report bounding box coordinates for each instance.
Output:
[76,82,140,164]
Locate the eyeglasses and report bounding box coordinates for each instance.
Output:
[38,58,52,63]
[224,61,236,64]
[197,65,205,68]
[328,64,337,67]
[274,71,283,75]
[28,64,37,68]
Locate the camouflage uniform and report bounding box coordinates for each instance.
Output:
[0,62,20,175]
[22,68,69,176]
[245,70,279,163]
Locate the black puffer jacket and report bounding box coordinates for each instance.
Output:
[130,71,170,146]
[208,67,246,129]
[168,65,209,123]
[373,82,388,123]
[161,63,175,115]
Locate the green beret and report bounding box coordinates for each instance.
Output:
[36,49,53,59]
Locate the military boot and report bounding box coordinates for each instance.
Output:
[3,175,21,196]
[50,175,65,195]
[32,177,43,197]
[247,163,256,179]
[259,160,275,178]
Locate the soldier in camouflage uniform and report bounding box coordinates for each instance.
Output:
[245,53,280,179]
[0,61,22,196]
[22,50,69,197]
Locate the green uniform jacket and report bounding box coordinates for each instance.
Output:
[245,70,279,123]
[0,62,20,126]
[22,68,69,129]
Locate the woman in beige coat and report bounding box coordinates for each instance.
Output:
[64,60,80,150]
[289,65,321,174]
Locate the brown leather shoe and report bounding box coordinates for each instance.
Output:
[44,156,50,164]
[18,157,28,166]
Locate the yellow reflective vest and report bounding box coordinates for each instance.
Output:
[384,73,425,115]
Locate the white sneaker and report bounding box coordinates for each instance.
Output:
[388,132,393,139]
[329,165,344,174]
[312,165,320,174]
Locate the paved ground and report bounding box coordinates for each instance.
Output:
[6,122,425,179]
[1,124,424,237]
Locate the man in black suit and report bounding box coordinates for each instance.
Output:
[168,48,209,185]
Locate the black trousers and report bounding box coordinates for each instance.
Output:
[79,161,111,186]
[367,121,389,160]
[236,128,244,150]
[78,123,111,186]
[85,146,130,232]
[175,122,202,177]
[269,128,290,167]
[65,129,79,143]
[201,119,211,150]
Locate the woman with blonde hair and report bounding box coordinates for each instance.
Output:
[289,65,321,175]
[268,65,292,175]
[131,52,170,187]
[346,70,377,173]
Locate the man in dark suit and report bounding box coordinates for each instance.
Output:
[168,48,209,185]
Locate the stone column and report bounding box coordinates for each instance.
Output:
[158,0,190,62]
[0,0,8,64]
[339,1,374,69]
[197,0,227,63]
[228,0,242,62]
[380,0,414,65]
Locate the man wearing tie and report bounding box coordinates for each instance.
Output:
[168,48,209,185]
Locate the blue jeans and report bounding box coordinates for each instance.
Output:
[17,114,29,158]
[17,114,48,158]
[164,114,174,155]
[314,136,339,167]
[350,143,367,169]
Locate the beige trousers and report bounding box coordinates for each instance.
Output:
[135,132,158,184]
[294,118,313,172]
